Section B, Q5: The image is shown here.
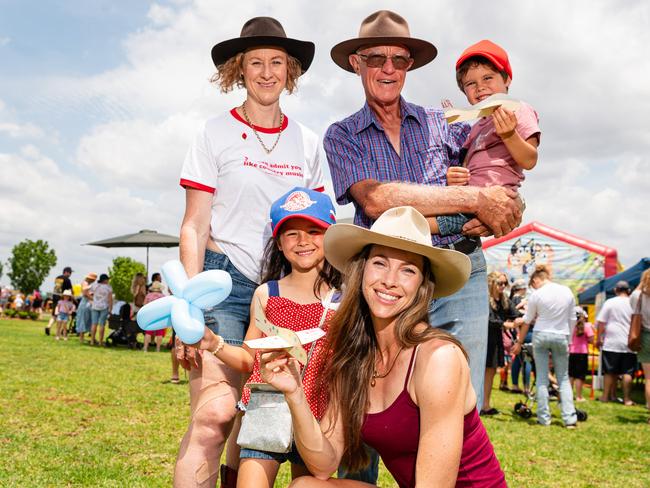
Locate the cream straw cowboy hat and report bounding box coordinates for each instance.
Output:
[331,10,437,72]
[324,207,471,298]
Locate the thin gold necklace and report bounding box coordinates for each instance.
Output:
[241,101,284,155]
[371,345,405,387]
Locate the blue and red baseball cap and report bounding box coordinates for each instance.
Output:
[270,187,336,237]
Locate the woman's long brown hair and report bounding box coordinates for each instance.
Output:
[323,246,467,472]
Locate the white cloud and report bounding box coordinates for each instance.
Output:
[76,112,202,189]
[0,122,45,139]
[0,144,184,290]
[0,36,10,47]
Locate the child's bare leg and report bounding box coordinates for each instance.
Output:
[226,411,242,471]
[155,335,163,352]
[237,458,280,488]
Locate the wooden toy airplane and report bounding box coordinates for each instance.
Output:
[444,93,522,123]
[243,299,325,364]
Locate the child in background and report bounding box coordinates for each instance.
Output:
[55,290,76,341]
[193,187,341,488]
[569,307,594,402]
[433,40,541,238]
[90,274,113,346]
[142,281,166,352]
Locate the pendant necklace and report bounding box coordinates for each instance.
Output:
[371,346,405,387]
[241,101,284,154]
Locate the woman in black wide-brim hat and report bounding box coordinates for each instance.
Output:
[174,17,323,488]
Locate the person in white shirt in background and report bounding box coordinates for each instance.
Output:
[512,265,578,427]
[596,280,636,405]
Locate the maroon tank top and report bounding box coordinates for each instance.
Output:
[361,347,507,488]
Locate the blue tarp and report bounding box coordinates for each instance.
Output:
[578,257,650,304]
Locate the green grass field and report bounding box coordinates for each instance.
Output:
[1,318,649,487]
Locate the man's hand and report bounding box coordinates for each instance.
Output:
[473,186,523,238]
[492,106,518,139]
[511,342,522,356]
[446,166,470,186]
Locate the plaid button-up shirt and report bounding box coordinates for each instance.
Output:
[324,97,471,246]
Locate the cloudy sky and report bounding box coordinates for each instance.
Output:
[1,0,648,291]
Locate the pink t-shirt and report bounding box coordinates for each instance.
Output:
[569,322,594,354]
[465,102,540,190]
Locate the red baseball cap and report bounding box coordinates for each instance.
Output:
[456,40,512,79]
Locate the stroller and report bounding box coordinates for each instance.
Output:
[106,303,142,349]
[513,342,588,422]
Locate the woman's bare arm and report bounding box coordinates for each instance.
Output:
[414,341,471,487]
[179,188,213,278]
[260,353,344,479]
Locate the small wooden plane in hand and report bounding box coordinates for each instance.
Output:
[444,93,521,124]
[244,299,325,365]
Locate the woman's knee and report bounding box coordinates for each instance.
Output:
[192,397,237,435]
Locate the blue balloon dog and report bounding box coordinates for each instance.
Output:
[136,260,232,344]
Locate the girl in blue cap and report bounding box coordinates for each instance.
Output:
[194,187,340,488]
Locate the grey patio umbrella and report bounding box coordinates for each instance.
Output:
[86,229,179,278]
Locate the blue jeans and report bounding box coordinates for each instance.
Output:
[532,331,577,426]
[202,250,256,346]
[346,248,488,485]
[429,247,489,410]
[90,308,109,327]
[240,444,304,465]
[511,331,533,388]
[76,297,92,333]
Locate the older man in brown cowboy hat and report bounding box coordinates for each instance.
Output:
[325,10,522,483]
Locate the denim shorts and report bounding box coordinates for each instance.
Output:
[240,445,305,466]
[57,312,69,321]
[203,249,256,346]
[91,308,109,326]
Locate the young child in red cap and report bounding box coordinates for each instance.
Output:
[432,40,541,237]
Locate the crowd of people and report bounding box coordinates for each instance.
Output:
[2,9,648,487]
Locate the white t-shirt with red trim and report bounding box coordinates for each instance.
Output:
[180,109,325,283]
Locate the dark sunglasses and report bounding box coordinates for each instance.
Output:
[497,281,508,286]
[356,53,412,70]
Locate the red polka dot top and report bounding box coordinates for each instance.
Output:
[241,281,336,421]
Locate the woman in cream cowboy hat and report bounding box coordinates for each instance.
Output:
[260,207,506,487]
[175,16,323,487]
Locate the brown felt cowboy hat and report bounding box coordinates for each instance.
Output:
[331,10,437,73]
[211,17,315,73]
[324,207,470,298]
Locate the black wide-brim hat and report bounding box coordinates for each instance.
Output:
[211,17,315,73]
[331,10,437,72]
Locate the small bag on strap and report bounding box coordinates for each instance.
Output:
[237,289,335,453]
